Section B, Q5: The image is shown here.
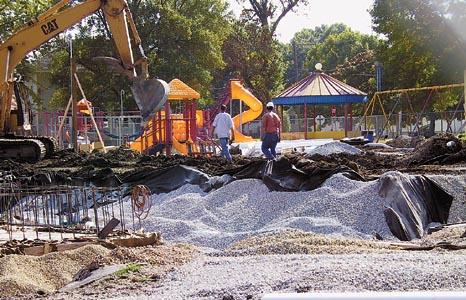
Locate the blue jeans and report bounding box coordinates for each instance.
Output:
[219,138,232,161]
[261,133,279,159]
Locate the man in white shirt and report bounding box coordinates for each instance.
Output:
[212,104,235,162]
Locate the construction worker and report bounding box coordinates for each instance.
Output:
[261,102,281,160]
[212,104,235,162]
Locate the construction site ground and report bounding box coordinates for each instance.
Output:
[1,134,466,299]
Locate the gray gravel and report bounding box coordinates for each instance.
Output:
[427,174,466,223]
[111,251,466,299]
[306,141,361,156]
[124,174,394,249]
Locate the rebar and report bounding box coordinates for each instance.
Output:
[0,178,125,240]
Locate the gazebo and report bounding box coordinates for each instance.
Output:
[273,65,368,139]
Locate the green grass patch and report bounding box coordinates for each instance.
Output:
[458,133,466,143]
[114,263,142,277]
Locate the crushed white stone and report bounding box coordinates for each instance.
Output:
[306,141,361,156]
[124,173,395,249]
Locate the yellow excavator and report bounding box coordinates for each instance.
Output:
[0,0,169,162]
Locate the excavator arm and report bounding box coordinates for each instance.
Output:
[0,0,168,134]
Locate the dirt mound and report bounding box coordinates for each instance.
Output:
[0,159,35,178]
[289,151,397,176]
[0,245,110,297]
[403,134,463,165]
[386,135,425,148]
[137,154,258,175]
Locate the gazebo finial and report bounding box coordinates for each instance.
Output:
[315,63,323,72]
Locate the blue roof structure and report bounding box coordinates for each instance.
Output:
[273,71,368,105]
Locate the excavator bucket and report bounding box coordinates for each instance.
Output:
[132,78,169,121]
[93,57,169,121]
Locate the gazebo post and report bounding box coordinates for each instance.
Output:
[349,103,353,134]
[280,105,284,140]
[304,103,308,139]
[184,101,189,142]
[313,105,316,132]
[191,100,197,141]
[344,103,348,137]
[165,100,172,155]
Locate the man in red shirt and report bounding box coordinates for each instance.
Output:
[261,102,281,160]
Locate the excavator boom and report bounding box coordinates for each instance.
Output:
[0,0,168,161]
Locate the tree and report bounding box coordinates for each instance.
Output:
[224,0,308,102]
[0,0,55,41]
[239,0,308,35]
[221,20,286,102]
[45,0,231,111]
[370,0,466,90]
[331,50,377,96]
[305,27,379,73]
[284,24,353,85]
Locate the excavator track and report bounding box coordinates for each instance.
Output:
[20,136,57,158]
[0,139,46,163]
[5,135,58,158]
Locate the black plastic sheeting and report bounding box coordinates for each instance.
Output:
[378,172,453,241]
[5,157,455,242]
[15,167,122,187]
[224,157,365,191]
[121,157,365,193]
[122,165,210,194]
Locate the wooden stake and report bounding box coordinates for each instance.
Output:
[56,96,72,141]
[73,73,107,153]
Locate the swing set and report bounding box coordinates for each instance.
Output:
[362,83,465,142]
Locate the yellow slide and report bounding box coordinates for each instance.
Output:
[230,80,263,142]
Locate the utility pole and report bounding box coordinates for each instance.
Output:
[293,41,299,81]
[375,61,382,92]
[69,37,78,152]
[120,89,125,146]
[464,70,466,133]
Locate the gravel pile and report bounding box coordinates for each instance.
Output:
[106,243,198,266]
[224,230,395,255]
[0,245,110,297]
[426,174,466,223]
[124,174,394,249]
[111,251,466,299]
[306,141,361,156]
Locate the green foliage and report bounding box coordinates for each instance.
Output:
[431,90,463,112]
[370,0,466,89]
[222,21,286,102]
[284,24,348,84]
[283,24,379,103]
[114,263,141,277]
[0,0,55,41]
[133,0,231,97]
[221,0,307,102]
[282,108,291,132]
[305,27,379,72]
[12,0,230,112]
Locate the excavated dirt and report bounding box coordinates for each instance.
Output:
[0,135,464,184]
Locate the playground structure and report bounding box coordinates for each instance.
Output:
[362,82,465,141]
[130,79,263,155]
